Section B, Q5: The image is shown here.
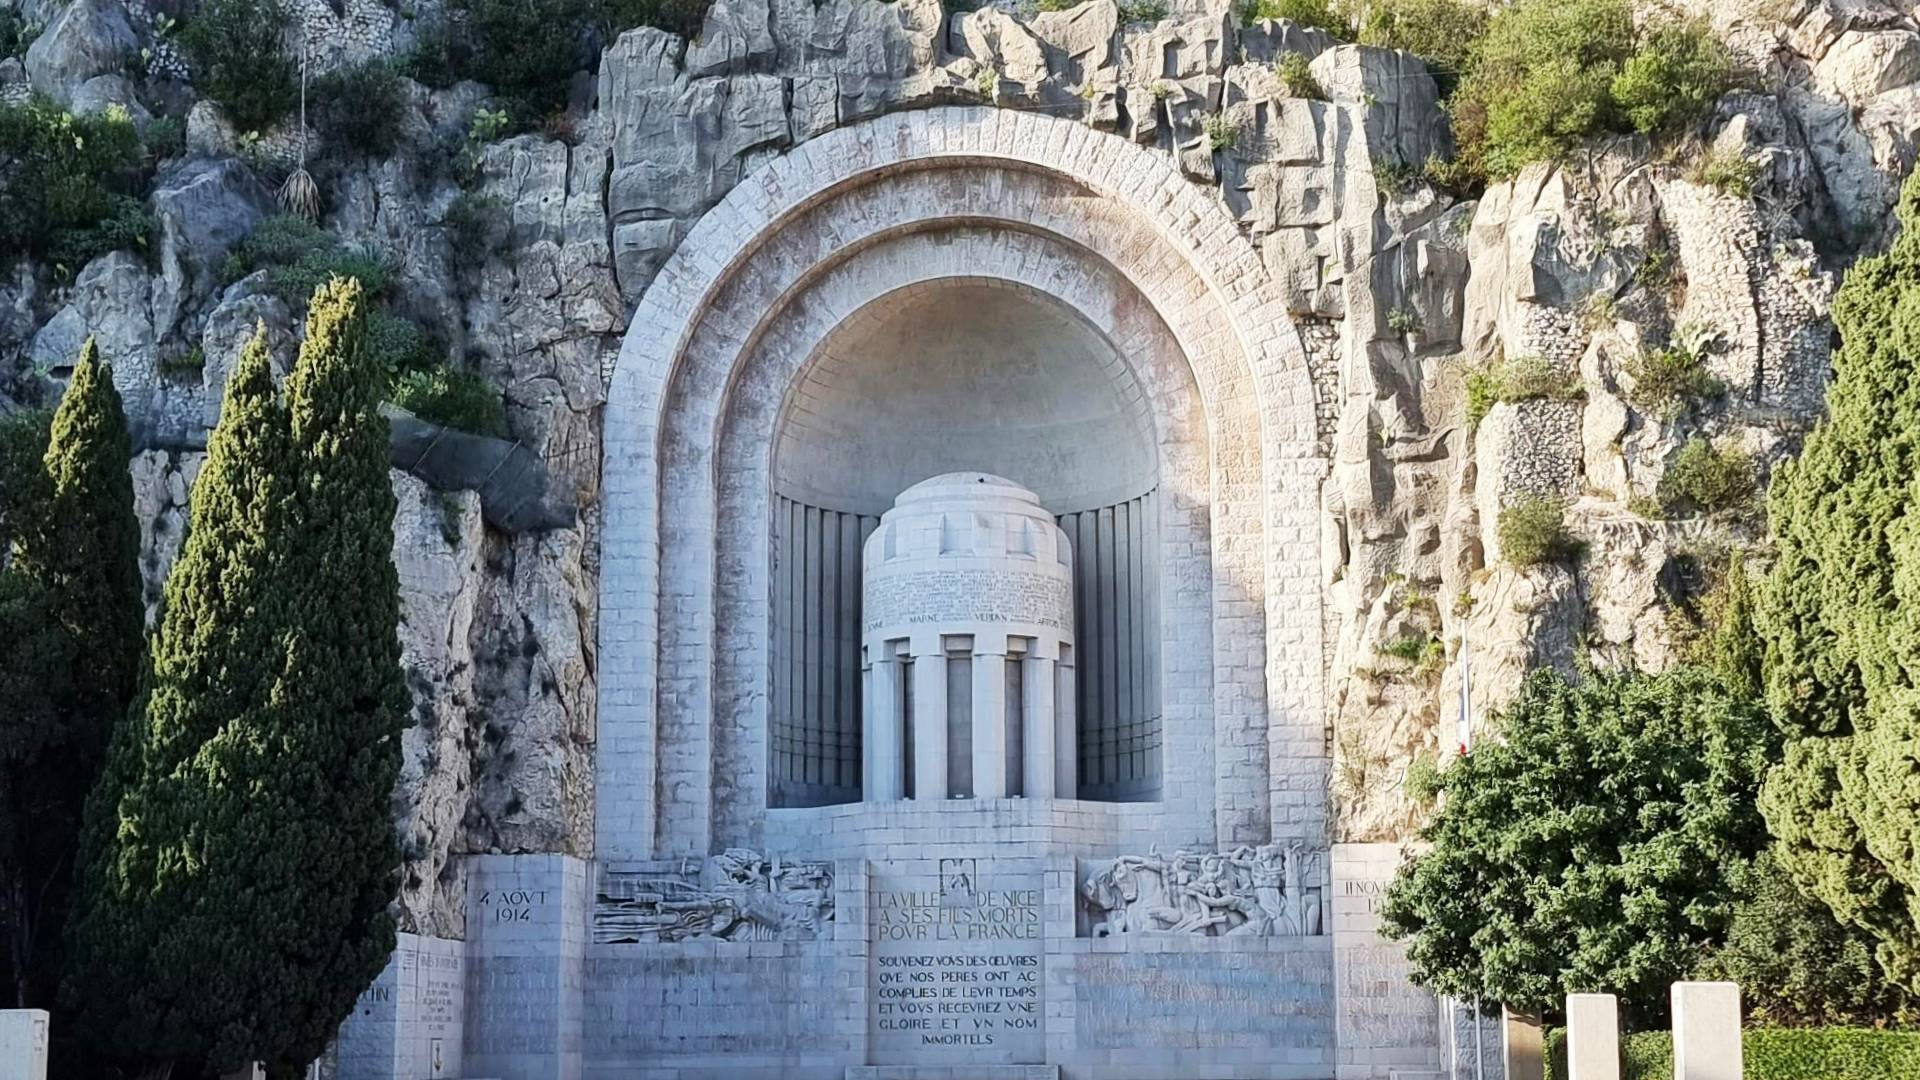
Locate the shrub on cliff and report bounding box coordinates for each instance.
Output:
[0,97,149,269]
[179,0,299,133]
[0,342,142,1017]
[1380,667,1775,1025]
[1354,0,1488,85]
[1754,170,1920,996]
[391,365,508,438]
[66,284,406,1074]
[1449,0,1728,181]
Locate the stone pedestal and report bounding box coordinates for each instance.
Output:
[0,1010,49,1080]
[1672,982,1742,1080]
[1565,994,1620,1080]
[463,855,590,1080]
[335,933,465,1080]
[1331,844,1445,1080]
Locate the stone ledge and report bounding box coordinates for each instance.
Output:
[844,1060,1059,1068]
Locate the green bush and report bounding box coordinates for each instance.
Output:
[1701,849,1917,1028]
[1381,666,1773,1025]
[315,60,409,158]
[1276,53,1325,100]
[46,194,155,271]
[144,115,186,163]
[596,0,711,38]
[450,0,591,119]
[1497,496,1578,567]
[0,98,147,267]
[1464,355,1583,427]
[1624,331,1723,418]
[401,15,463,90]
[1548,1029,1920,1080]
[180,0,299,132]
[364,311,441,383]
[1354,0,1488,84]
[1688,147,1762,197]
[0,8,42,59]
[1611,18,1733,137]
[1116,0,1169,21]
[1451,1,1728,182]
[1240,0,1348,36]
[390,366,508,438]
[443,192,509,264]
[225,215,394,304]
[1657,438,1754,516]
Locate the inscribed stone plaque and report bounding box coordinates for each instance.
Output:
[1332,844,1444,1080]
[869,858,1045,1064]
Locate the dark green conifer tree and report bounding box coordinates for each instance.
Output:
[1755,169,1920,994]
[67,282,406,1076]
[0,340,141,1010]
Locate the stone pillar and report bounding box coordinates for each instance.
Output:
[1672,981,1742,1080]
[1566,993,1621,1080]
[1025,654,1056,797]
[861,473,1075,804]
[1502,1006,1545,1080]
[971,636,1008,797]
[910,632,948,800]
[865,648,902,801]
[0,1010,49,1080]
[1054,645,1077,798]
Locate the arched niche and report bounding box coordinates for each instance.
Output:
[600,107,1327,860]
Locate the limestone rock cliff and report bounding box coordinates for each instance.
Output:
[6,0,1920,925]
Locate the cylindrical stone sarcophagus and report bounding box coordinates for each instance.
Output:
[861,473,1075,802]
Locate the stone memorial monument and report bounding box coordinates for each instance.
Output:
[336,105,1455,1080]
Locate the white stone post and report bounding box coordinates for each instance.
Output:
[1502,1006,1545,1080]
[1672,981,1742,1080]
[0,1010,49,1080]
[1566,993,1621,1080]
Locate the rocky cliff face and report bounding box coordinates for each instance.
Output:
[6,0,1920,929]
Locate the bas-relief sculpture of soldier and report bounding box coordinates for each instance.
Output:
[594,848,834,944]
[1081,844,1327,939]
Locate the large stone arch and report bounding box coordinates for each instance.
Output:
[600,106,1326,861]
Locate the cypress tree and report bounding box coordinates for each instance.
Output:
[65,328,298,1075]
[0,340,141,1010]
[1755,169,1920,993]
[259,275,408,1072]
[66,282,407,1075]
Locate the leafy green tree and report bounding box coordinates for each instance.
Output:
[0,342,142,1011]
[1754,170,1920,995]
[266,276,409,1072]
[66,284,406,1076]
[1379,667,1774,1025]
